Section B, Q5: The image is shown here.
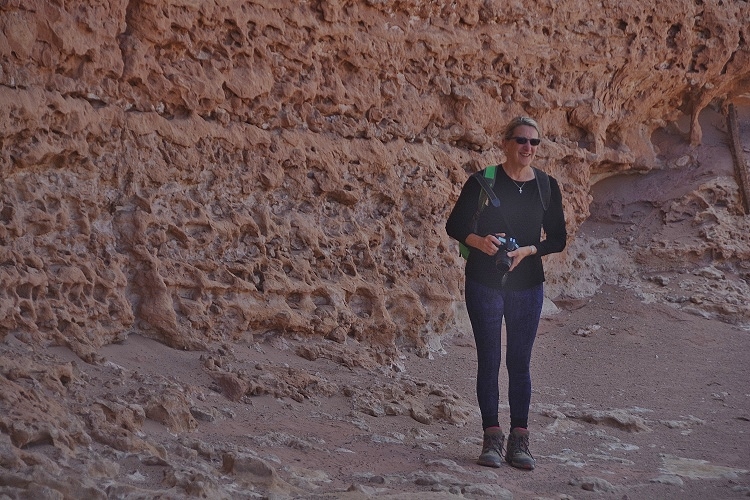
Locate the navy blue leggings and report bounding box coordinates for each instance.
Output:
[465,279,544,431]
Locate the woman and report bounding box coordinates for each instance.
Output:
[445,116,567,470]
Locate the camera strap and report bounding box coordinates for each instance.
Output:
[475,173,515,288]
[472,170,519,237]
[473,172,500,208]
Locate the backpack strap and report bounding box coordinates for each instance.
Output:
[474,166,500,209]
[533,167,551,211]
[459,166,498,259]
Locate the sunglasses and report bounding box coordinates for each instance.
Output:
[509,136,541,146]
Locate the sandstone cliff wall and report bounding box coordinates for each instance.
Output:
[1,0,749,358]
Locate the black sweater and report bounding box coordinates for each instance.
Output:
[445,166,567,290]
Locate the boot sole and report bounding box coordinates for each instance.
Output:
[477,459,502,468]
[507,460,535,470]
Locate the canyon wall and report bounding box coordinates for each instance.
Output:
[1,0,749,359]
[1,1,750,498]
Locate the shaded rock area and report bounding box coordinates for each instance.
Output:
[1,1,750,498]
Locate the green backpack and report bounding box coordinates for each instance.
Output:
[459,165,551,260]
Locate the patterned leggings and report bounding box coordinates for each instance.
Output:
[465,279,544,431]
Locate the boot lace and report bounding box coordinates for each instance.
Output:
[483,432,504,455]
[509,432,533,459]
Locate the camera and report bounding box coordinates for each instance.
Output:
[494,235,519,273]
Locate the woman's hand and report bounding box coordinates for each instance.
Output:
[464,234,538,270]
[465,233,507,256]
[506,244,537,271]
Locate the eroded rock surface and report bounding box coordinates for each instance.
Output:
[2,0,748,354]
[1,1,749,498]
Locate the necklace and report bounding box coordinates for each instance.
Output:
[511,179,527,194]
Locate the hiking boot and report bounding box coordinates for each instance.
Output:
[477,427,505,468]
[505,427,535,470]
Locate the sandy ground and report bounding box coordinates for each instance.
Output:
[86,279,748,499]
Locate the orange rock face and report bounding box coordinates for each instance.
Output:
[0,2,748,355]
[1,2,750,498]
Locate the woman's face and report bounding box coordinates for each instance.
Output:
[504,125,540,168]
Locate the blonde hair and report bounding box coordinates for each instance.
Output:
[503,116,541,140]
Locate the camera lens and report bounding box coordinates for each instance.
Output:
[495,251,512,273]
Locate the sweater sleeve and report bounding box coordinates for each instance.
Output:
[445,176,482,245]
[536,176,567,257]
